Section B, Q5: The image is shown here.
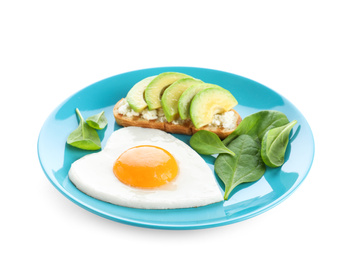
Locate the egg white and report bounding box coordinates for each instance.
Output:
[68,127,223,209]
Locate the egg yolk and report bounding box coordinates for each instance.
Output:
[113,145,178,188]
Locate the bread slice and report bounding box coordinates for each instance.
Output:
[113,98,242,139]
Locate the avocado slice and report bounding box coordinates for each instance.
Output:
[178,83,222,120]
[161,78,203,122]
[144,72,193,110]
[126,76,156,112]
[190,88,238,129]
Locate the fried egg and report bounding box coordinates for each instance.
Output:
[68,127,223,209]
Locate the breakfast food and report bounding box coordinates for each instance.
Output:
[113,72,242,139]
[66,70,298,211]
[126,76,156,112]
[161,78,203,122]
[190,87,238,129]
[67,109,107,150]
[190,110,296,200]
[68,127,223,209]
[178,83,221,120]
[144,72,193,110]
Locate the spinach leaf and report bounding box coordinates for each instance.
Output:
[261,120,297,167]
[223,110,290,146]
[86,111,108,130]
[215,135,266,200]
[190,130,235,156]
[67,108,101,150]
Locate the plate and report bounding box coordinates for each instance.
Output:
[37,67,315,230]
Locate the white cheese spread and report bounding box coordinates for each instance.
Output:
[117,99,139,117]
[209,110,238,130]
[117,98,237,129]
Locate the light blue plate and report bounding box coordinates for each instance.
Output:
[37,67,314,230]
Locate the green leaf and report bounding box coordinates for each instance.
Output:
[215,135,266,200]
[86,111,108,130]
[223,110,290,146]
[190,130,235,156]
[67,108,101,150]
[261,120,297,167]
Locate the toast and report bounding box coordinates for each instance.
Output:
[113,98,242,139]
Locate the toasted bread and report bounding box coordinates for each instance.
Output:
[113,98,242,139]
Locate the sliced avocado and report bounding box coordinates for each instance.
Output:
[161,78,203,122]
[144,72,193,110]
[178,83,222,120]
[190,88,238,129]
[126,76,156,112]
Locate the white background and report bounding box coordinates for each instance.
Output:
[1,0,352,259]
